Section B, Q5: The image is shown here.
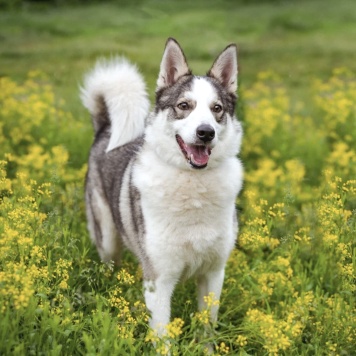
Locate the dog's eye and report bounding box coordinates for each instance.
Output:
[177,102,190,111]
[212,104,223,113]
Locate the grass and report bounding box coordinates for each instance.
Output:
[0,0,355,355]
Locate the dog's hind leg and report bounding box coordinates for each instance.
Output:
[86,187,123,265]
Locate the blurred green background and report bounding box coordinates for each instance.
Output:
[1,0,356,116]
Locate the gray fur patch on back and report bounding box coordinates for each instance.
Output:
[87,128,143,235]
[86,128,156,280]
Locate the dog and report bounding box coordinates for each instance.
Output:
[81,38,243,336]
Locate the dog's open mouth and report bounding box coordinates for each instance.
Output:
[176,135,212,169]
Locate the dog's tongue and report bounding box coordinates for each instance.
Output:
[186,145,211,167]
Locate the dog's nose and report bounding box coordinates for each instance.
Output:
[196,124,215,142]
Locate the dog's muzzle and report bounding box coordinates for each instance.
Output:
[176,133,212,169]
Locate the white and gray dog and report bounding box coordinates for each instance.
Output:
[81,38,243,335]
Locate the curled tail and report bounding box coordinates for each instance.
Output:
[81,58,150,152]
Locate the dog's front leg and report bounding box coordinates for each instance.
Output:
[144,276,178,337]
[197,268,225,323]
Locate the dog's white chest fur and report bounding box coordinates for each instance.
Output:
[134,151,242,278]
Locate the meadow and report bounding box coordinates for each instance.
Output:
[0,0,355,355]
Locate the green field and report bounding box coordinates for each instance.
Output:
[1,1,355,355]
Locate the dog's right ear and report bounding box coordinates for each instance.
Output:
[157,38,191,90]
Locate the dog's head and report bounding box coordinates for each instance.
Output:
[145,38,242,170]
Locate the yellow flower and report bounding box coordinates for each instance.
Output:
[215,341,229,354]
[117,268,135,285]
[236,335,248,347]
[166,318,184,339]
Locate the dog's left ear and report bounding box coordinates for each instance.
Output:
[208,44,238,93]
[157,38,191,90]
